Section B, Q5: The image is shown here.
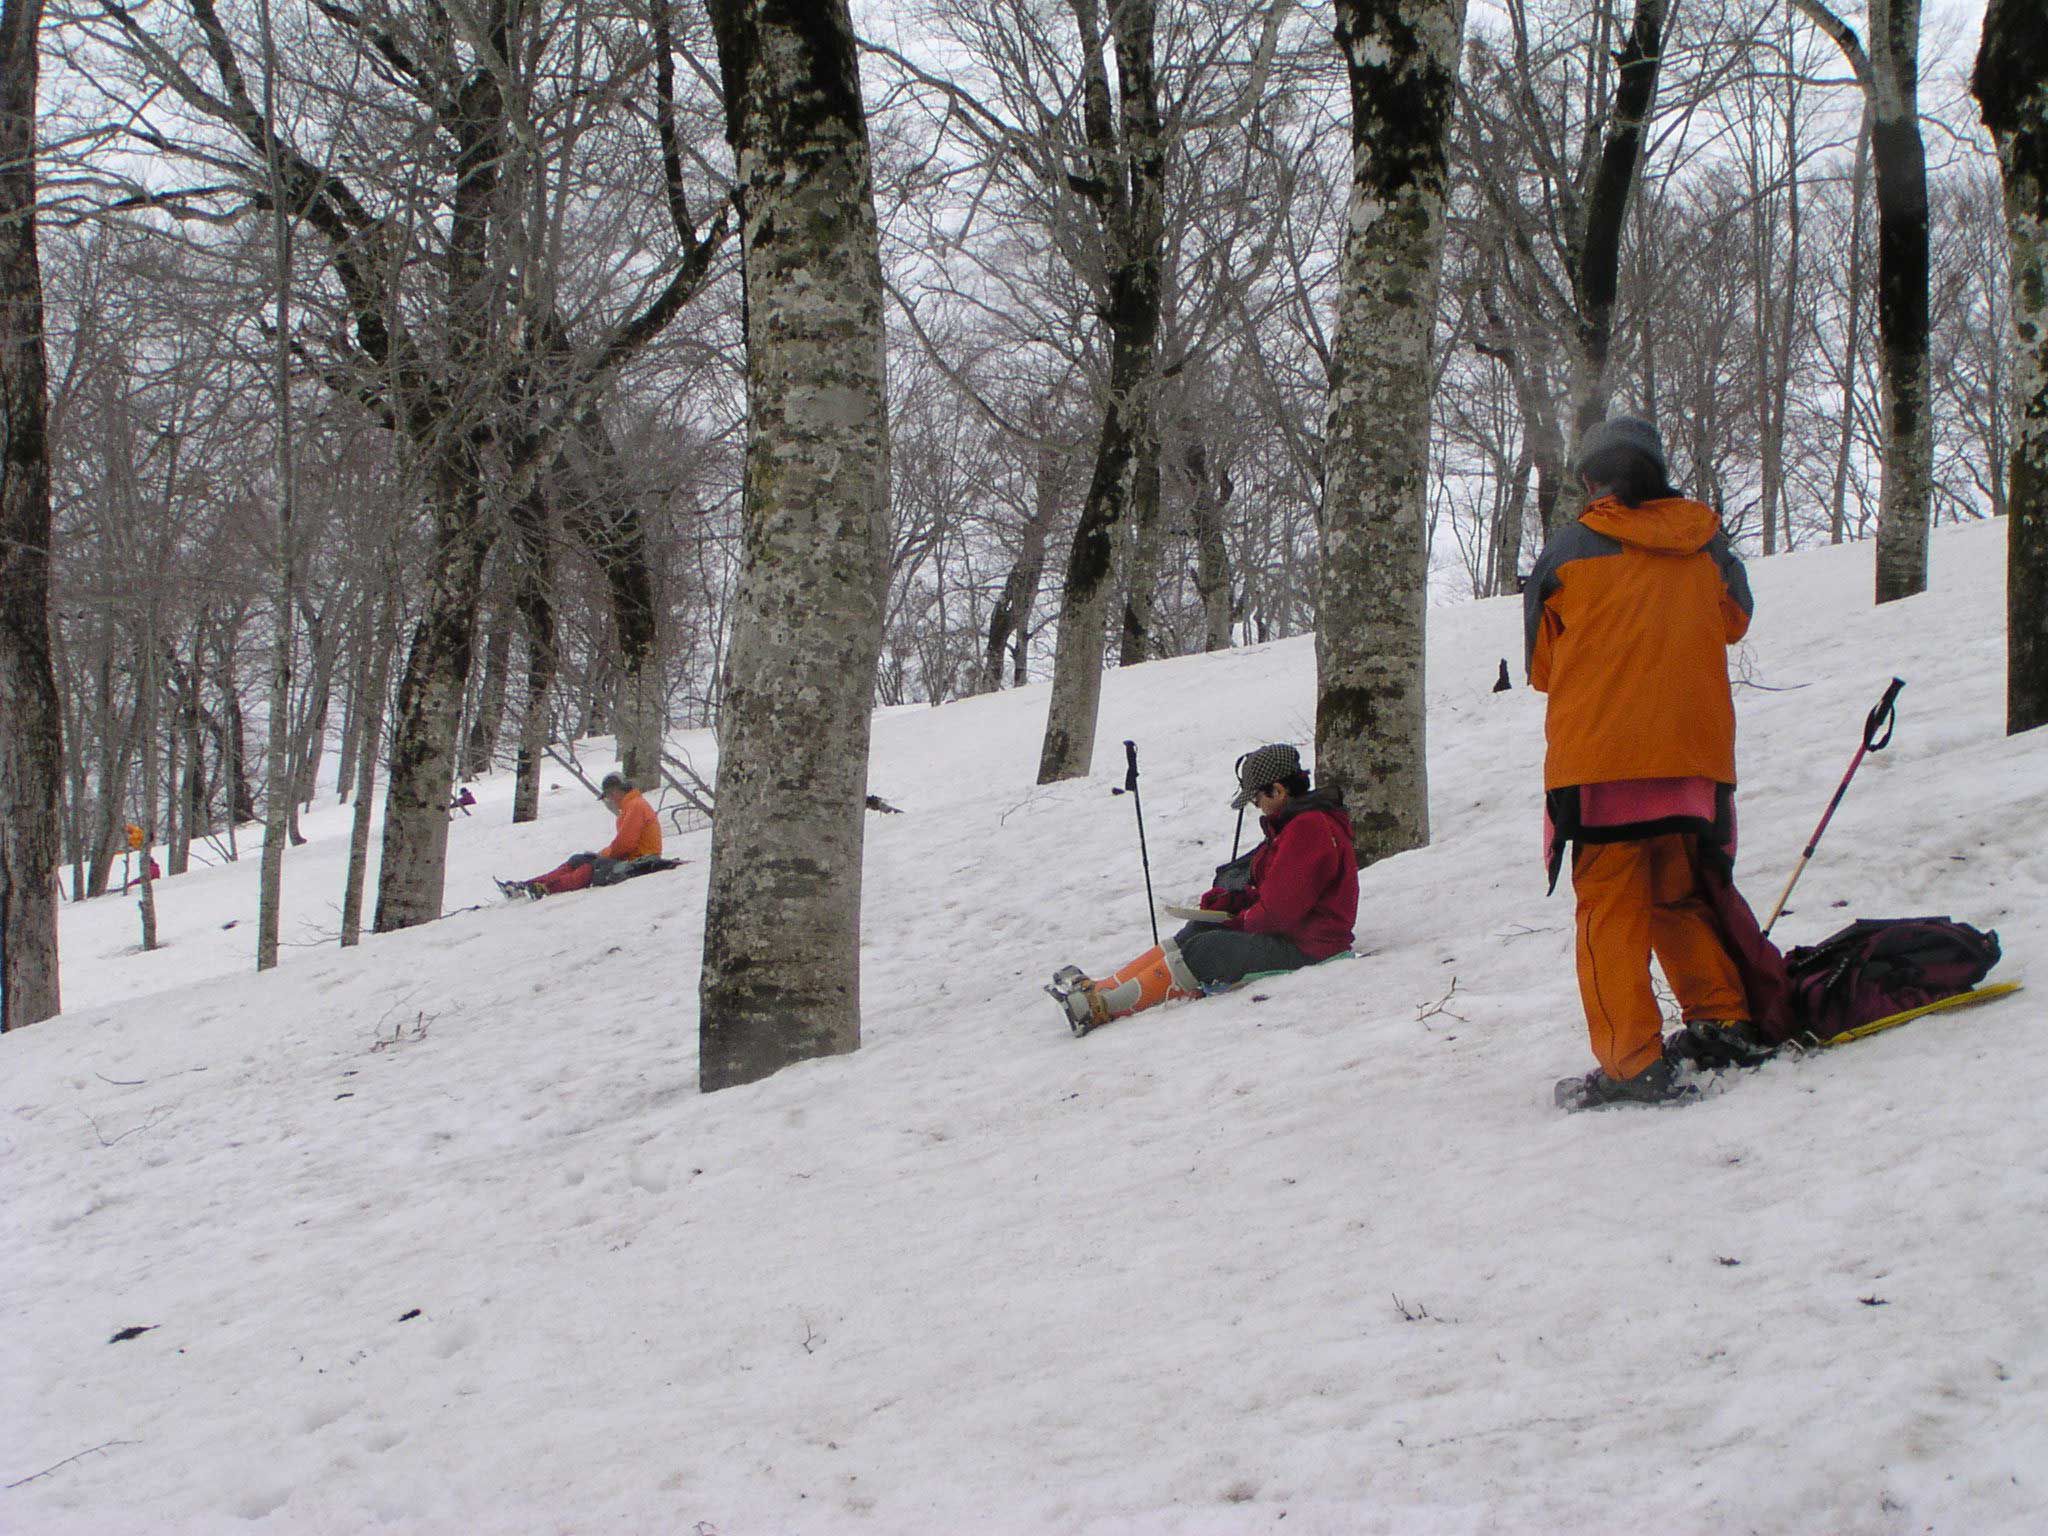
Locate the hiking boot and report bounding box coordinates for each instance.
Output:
[1676,1017,1774,1069]
[1046,966,1103,1036]
[1554,1055,1699,1112]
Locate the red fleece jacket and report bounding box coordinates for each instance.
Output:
[1218,798,1358,960]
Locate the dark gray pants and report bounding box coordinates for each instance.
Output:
[1171,922,1310,990]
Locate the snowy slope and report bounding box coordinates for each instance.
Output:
[6,520,2045,1535]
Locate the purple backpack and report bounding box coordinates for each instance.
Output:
[1779,918,2002,1045]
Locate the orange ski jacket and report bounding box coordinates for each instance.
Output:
[598,788,663,861]
[1523,495,1752,791]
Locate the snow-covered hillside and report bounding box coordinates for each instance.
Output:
[6,520,2045,1534]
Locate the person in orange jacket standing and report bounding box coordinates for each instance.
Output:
[1525,416,1758,1110]
[504,772,663,899]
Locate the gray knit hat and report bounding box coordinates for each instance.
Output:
[1574,415,1667,479]
[1231,743,1303,809]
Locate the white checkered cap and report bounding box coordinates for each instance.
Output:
[1231,743,1302,808]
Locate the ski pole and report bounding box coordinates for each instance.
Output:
[1120,739,1160,948]
[1229,750,1249,860]
[1761,676,1904,937]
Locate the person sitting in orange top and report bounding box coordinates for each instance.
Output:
[1524,415,1757,1111]
[509,772,662,899]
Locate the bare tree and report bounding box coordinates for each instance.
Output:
[0,0,64,1028]
[1566,0,1667,444]
[1313,0,1466,866]
[1974,0,2048,733]
[65,0,731,931]
[697,0,890,1092]
[1034,0,1167,780]
[252,0,297,973]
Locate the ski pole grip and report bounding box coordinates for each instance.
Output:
[1123,740,1140,794]
[1864,677,1904,752]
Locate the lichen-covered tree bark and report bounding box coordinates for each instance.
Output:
[1313,0,1465,867]
[374,457,494,929]
[0,0,63,1030]
[1975,0,2048,733]
[698,0,890,1093]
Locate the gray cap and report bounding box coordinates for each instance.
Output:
[600,772,628,795]
[1231,743,1303,809]
[1574,415,1667,478]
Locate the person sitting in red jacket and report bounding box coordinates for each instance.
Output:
[505,773,663,899]
[1050,743,1358,1034]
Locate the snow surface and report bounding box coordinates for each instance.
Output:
[6,520,2046,1534]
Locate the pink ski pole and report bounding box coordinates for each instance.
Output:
[1761,677,1904,937]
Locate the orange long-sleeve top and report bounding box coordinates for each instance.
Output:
[598,787,662,860]
[1524,495,1753,791]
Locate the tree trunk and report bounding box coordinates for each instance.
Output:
[1186,438,1235,652]
[1492,447,1532,597]
[372,451,492,931]
[698,0,890,1093]
[335,604,363,803]
[290,609,335,814]
[566,412,663,787]
[979,441,1057,693]
[254,0,299,971]
[175,619,209,867]
[1313,0,1465,868]
[1034,0,1164,782]
[1831,108,1874,544]
[340,586,396,948]
[373,43,505,933]
[0,0,63,1028]
[163,671,182,872]
[1117,399,1164,665]
[215,619,257,827]
[1868,0,1933,603]
[462,598,512,780]
[1975,0,2048,733]
[1754,66,1804,556]
[511,483,556,824]
[135,631,160,953]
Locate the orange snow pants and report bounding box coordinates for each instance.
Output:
[1571,834,1748,1080]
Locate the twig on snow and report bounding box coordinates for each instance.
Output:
[1392,1294,1454,1324]
[370,1010,435,1053]
[76,1106,170,1148]
[93,1066,208,1089]
[1416,977,1467,1026]
[6,1439,140,1490]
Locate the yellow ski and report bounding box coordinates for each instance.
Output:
[1801,980,2025,1049]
